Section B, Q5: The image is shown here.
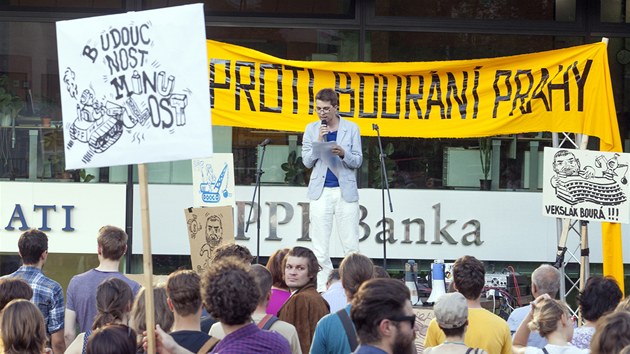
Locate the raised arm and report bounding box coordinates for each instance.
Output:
[513,294,550,354]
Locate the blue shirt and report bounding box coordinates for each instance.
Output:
[324,131,340,187]
[4,265,65,334]
[311,304,354,354]
[507,305,547,348]
[66,268,141,333]
[321,282,348,313]
[354,344,388,354]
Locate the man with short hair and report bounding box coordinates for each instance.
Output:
[425,292,481,353]
[201,257,291,353]
[322,269,347,313]
[424,255,512,354]
[3,229,66,354]
[302,88,363,291]
[166,269,213,353]
[311,253,374,354]
[210,264,302,354]
[212,242,254,264]
[351,278,417,354]
[277,246,330,354]
[64,226,141,345]
[507,264,561,348]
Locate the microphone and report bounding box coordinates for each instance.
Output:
[259,138,272,147]
[321,119,328,142]
[372,124,379,131]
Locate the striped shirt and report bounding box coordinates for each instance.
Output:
[210,323,291,354]
[4,266,64,334]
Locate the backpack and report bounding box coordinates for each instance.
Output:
[257,314,280,330]
[336,308,358,351]
[197,337,220,354]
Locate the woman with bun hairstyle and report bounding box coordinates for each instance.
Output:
[513,295,588,354]
[65,277,134,354]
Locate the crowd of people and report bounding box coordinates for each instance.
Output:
[2,226,630,354]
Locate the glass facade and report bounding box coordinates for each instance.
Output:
[374,0,562,21]
[2,1,628,189]
[2,0,630,286]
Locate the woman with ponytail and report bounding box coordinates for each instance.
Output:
[513,295,588,354]
[65,278,133,354]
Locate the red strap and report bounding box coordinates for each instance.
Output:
[257,314,273,329]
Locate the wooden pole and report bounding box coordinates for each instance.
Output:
[139,163,156,354]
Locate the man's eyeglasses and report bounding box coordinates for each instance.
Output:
[388,315,416,328]
[315,106,334,113]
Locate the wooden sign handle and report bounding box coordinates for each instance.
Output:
[139,163,156,354]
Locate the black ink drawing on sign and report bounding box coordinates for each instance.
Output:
[189,212,224,273]
[550,150,629,206]
[62,22,191,164]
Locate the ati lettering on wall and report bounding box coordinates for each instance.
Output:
[4,204,75,232]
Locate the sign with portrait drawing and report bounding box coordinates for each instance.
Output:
[56,4,212,169]
[191,154,236,208]
[542,147,630,223]
[184,206,234,273]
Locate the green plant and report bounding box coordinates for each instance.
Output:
[479,137,492,180]
[281,150,308,186]
[43,127,66,178]
[79,169,95,182]
[0,75,23,118]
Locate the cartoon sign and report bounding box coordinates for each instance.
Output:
[543,147,630,223]
[191,154,236,208]
[185,206,235,273]
[56,4,212,169]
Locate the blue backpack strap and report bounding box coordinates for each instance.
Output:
[81,329,92,354]
[336,308,358,351]
[258,314,279,330]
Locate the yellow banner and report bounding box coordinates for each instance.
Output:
[207,40,621,152]
[207,40,624,288]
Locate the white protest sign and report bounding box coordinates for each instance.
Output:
[542,147,630,223]
[191,153,236,208]
[56,4,212,169]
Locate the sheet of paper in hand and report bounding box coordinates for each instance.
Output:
[192,153,236,208]
[185,206,235,273]
[56,4,212,169]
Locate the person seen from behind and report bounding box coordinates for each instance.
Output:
[513,295,588,354]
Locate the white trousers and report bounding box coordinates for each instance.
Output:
[309,187,360,292]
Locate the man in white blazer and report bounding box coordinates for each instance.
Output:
[301,88,363,292]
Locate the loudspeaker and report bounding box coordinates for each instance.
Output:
[426,260,447,304]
